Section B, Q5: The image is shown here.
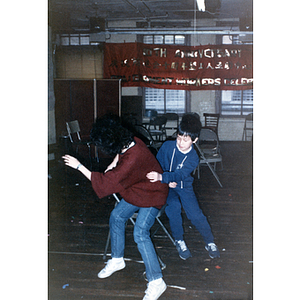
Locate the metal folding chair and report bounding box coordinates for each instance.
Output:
[203,113,220,137]
[193,130,223,188]
[66,120,93,168]
[134,125,163,153]
[242,113,253,141]
[147,116,167,141]
[103,193,175,270]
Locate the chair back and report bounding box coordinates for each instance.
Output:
[164,113,179,122]
[134,125,160,153]
[163,113,179,137]
[199,128,220,155]
[242,113,253,141]
[150,116,167,129]
[66,120,81,143]
[203,113,220,132]
[245,113,253,121]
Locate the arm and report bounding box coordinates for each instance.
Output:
[147,154,199,184]
[147,171,178,188]
[104,154,119,173]
[62,155,91,181]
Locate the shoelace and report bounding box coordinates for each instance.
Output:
[105,259,121,270]
[177,240,187,251]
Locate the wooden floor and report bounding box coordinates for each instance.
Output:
[48,141,253,300]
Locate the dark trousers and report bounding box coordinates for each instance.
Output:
[165,186,214,245]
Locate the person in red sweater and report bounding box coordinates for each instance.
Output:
[62,114,168,300]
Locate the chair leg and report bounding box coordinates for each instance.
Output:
[155,217,176,246]
[206,162,223,188]
[103,230,111,261]
[157,254,166,270]
[88,143,92,170]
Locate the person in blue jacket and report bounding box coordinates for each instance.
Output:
[147,113,220,260]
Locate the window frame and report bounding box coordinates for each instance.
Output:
[58,33,90,46]
[219,89,253,117]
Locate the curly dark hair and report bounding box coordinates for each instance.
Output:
[177,113,202,141]
[90,114,134,156]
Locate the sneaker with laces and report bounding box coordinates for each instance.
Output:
[143,278,167,300]
[97,258,126,278]
[175,240,192,260]
[205,243,220,259]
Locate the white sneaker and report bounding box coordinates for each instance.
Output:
[143,278,167,300]
[97,258,126,278]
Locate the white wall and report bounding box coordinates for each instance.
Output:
[219,117,245,141]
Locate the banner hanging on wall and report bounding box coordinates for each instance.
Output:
[104,42,253,90]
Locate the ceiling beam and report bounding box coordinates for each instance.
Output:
[98,28,253,35]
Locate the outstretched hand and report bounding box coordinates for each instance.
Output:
[62,155,81,169]
[146,171,162,183]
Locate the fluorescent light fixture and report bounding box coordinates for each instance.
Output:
[196,0,205,11]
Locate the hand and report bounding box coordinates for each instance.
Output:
[169,182,177,188]
[146,171,162,183]
[62,155,81,170]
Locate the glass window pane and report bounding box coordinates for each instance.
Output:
[175,35,185,44]
[145,88,186,115]
[145,88,165,114]
[70,35,79,45]
[166,90,185,114]
[221,90,253,116]
[222,35,232,44]
[61,35,69,46]
[165,35,174,44]
[143,35,153,44]
[80,35,89,45]
[154,35,163,44]
[221,90,241,115]
[242,90,253,115]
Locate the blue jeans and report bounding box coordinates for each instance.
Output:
[165,186,214,245]
[109,199,162,282]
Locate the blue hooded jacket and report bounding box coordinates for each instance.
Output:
[156,140,199,188]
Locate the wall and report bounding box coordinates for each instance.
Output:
[49,26,56,151]
[55,46,103,79]
[219,118,245,141]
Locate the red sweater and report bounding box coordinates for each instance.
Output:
[91,137,168,208]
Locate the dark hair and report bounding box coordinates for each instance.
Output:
[90,114,134,156]
[177,113,202,141]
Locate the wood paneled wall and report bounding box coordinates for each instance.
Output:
[55,46,103,79]
[54,79,121,139]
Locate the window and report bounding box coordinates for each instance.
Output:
[143,35,185,45]
[59,34,90,46]
[143,35,186,115]
[145,88,186,114]
[219,35,253,116]
[221,90,253,116]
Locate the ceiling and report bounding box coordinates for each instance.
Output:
[49,0,253,33]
